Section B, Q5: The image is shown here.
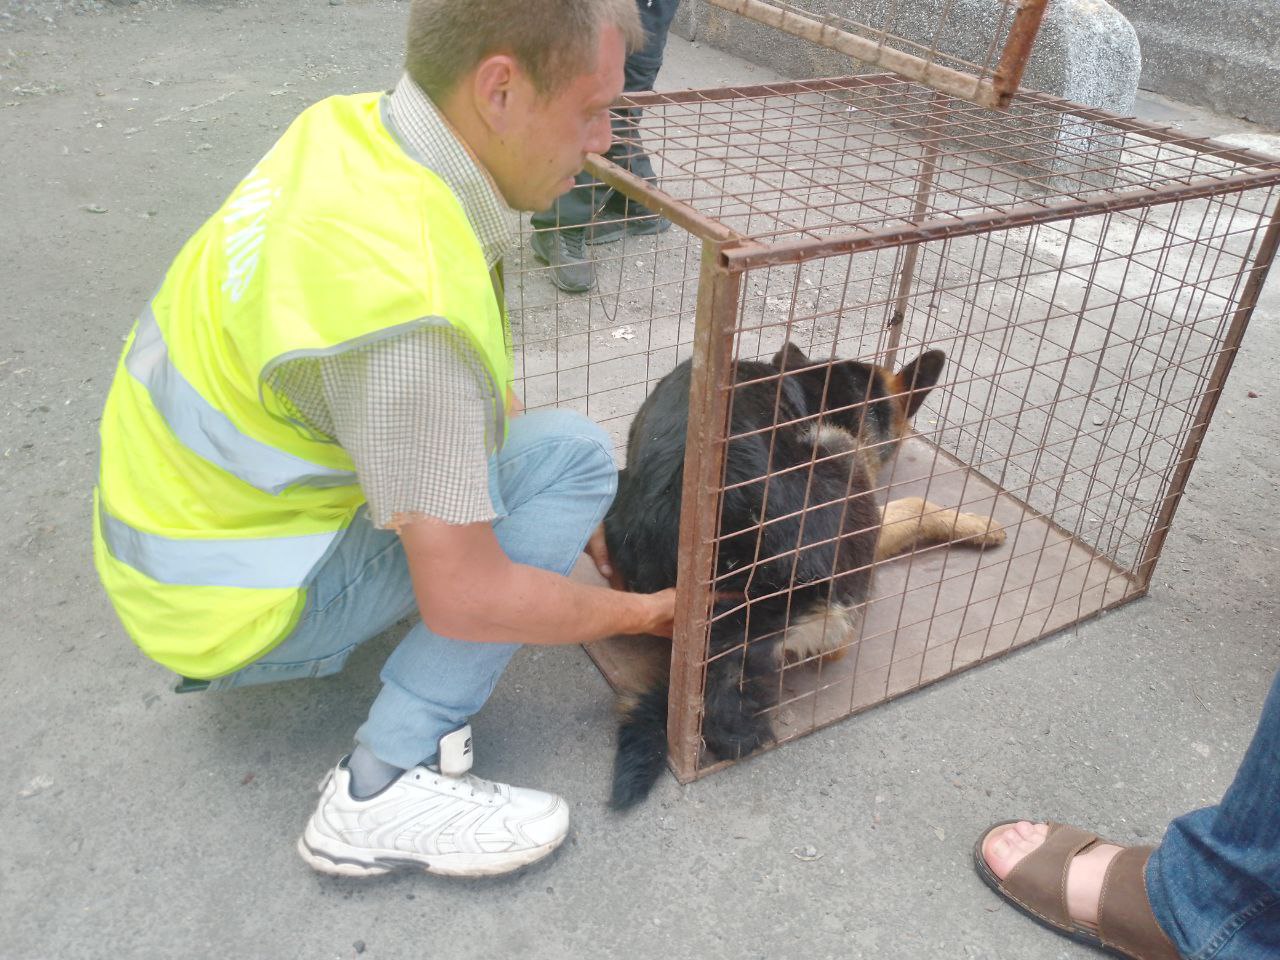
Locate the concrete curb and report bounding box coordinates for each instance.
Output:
[1111,0,1280,127]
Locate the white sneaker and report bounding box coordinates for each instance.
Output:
[297,738,570,878]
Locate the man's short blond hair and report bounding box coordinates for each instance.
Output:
[406,0,646,101]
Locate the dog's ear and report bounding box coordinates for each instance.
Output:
[772,342,811,372]
[896,350,946,418]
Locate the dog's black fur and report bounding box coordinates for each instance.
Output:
[604,342,945,808]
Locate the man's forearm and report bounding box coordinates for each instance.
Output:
[421,560,668,646]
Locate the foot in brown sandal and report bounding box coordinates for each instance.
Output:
[975,820,1183,960]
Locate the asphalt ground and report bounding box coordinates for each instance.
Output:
[2,3,1277,958]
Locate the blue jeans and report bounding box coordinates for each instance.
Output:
[529,0,681,231]
[1147,668,1280,958]
[208,409,617,770]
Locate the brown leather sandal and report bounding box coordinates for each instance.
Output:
[973,821,1183,960]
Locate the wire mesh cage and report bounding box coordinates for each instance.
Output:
[508,74,1280,783]
[700,0,1049,109]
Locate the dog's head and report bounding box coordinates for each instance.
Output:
[772,342,946,464]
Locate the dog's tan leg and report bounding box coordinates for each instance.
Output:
[876,496,927,561]
[876,496,1006,562]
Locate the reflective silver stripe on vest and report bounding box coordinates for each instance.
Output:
[99,501,339,589]
[126,304,357,495]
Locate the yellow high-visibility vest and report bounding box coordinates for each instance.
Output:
[92,92,512,679]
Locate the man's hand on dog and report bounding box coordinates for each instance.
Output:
[585,525,676,638]
[586,524,621,588]
[640,588,677,639]
[586,527,614,578]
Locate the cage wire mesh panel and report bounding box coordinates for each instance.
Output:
[506,219,703,451]
[506,74,1280,782]
[703,0,1049,109]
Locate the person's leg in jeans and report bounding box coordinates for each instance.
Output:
[532,0,681,225]
[203,512,416,694]
[354,408,617,770]
[284,409,616,876]
[213,408,615,774]
[1146,668,1280,958]
[530,0,681,288]
[606,0,680,193]
[977,668,1280,958]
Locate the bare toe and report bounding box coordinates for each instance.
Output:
[981,821,1123,928]
[982,820,1049,880]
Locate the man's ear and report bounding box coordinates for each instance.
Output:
[470,53,522,135]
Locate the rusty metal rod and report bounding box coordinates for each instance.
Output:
[667,240,744,782]
[992,0,1049,105]
[584,152,743,244]
[1134,193,1280,589]
[887,91,948,366]
[719,171,1280,271]
[619,74,1280,173]
[703,0,1006,108]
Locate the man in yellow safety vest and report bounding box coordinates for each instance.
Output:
[92,0,675,878]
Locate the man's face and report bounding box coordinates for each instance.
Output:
[493,25,625,212]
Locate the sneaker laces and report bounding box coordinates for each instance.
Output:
[457,772,500,799]
[421,764,499,799]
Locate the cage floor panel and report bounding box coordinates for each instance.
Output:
[582,435,1143,774]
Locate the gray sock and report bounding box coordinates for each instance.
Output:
[347,744,403,799]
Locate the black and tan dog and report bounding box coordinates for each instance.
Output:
[603,342,1005,809]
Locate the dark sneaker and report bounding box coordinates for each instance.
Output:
[530,226,595,293]
[587,197,672,245]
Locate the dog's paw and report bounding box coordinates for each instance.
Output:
[704,711,774,761]
[819,643,852,665]
[953,512,1006,548]
[709,726,773,761]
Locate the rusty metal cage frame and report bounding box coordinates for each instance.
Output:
[508,73,1280,785]
[702,0,1049,109]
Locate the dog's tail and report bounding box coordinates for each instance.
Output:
[610,682,670,810]
[609,609,779,809]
